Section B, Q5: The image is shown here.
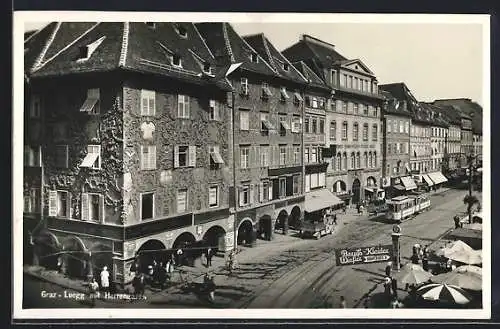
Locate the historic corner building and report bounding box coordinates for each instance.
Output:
[283,35,384,205]
[379,90,412,198]
[23,22,243,285]
[197,23,309,243]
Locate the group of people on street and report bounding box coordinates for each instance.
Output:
[87,265,110,306]
[410,243,430,271]
[383,262,404,308]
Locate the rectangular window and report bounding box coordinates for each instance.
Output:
[363,124,369,141]
[261,82,272,100]
[209,100,219,121]
[80,145,101,169]
[292,116,301,133]
[312,97,318,109]
[55,145,69,168]
[330,121,336,141]
[387,119,392,133]
[372,124,378,141]
[279,178,287,198]
[241,78,249,95]
[393,120,398,133]
[405,121,409,134]
[293,146,301,164]
[174,145,196,168]
[399,121,404,133]
[24,145,41,167]
[319,119,325,134]
[342,101,347,113]
[139,192,154,220]
[311,148,317,163]
[177,189,188,213]
[209,145,224,168]
[353,103,358,115]
[349,76,353,89]
[209,186,218,208]
[354,77,359,90]
[240,146,249,169]
[310,173,319,189]
[293,175,300,195]
[239,185,250,206]
[331,70,336,85]
[239,110,249,130]
[260,145,269,167]
[304,117,310,133]
[56,191,70,218]
[353,124,359,141]
[342,121,348,140]
[279,146,287,165]
[305,174,310,192]
[319,172,326,187]
[86,193,101,222]
[304,147,309,164]
[260,181,270,202]
[30,95,41,118]
[342,74,347,87]
[140,145,156,170]
[311,118,317,133]
[177,95,190,118]
[140,89,155,116]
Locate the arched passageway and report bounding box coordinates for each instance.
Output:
[274,210,289,234]
[289,206,302,229]
[352,178,361,205]
[258,215,273,241]
[62,236,88,279]
[136,239,167,274]
[172,232,197,266]
[237,219,255,246]
[202,225,226,253]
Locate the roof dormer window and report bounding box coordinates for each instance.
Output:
[171,54,182,68]
[76,36,106,62]
[145,22,156,29]
[203,62,212,74]
[283,63,289,71]
[250,53,259,63]
[176,25,188,38]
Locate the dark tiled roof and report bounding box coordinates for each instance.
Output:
[282,35,347,81]
[433,99,482,134]
[381,90,411,117]
[25,22,230,90]
[196,23,277,77]
[429,104,462,126]
[243,33,307,84]
[292,61,329,90]
[419,103,449,128]
[379,82,421,114]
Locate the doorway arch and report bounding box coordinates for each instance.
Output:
[352,178,361,204]
[258,215,273,241]
[172,232,197,266]
[62,236,87,279]
[136,239,166,273]
[289,206,302,229]
[202,225,226,253]
[274,210,289,233]
[237,219,254,246]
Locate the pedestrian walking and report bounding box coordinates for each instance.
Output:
[343,204,347,214]
[339,296,347,308]
[100,266,110,293]
[454,215,461,229]
[385,262,392,277]
[333,213,337,225]
[206,247,213,267]
[383,276,392,299]
[422,253,429,272]
[88,277,99,307]
[391,277,398,298]
[411,252,420,265]
[133,272,145,298]
[177,248,184,266]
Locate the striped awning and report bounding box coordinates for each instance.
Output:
[422,174,434,186]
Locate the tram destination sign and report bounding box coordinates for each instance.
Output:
[334,244,394,266]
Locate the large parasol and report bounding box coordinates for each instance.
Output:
[432,267,482,291]
[435,240,473,258]
[417,283,472,304]
[447,249,482,265]
[395,263,433,285]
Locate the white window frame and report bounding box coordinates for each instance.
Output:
[171,54,182,68]
[177,94,190,119]
[363,124,369,141]
[293,175,300,195]
[140,89,155,116]
[240,78,249,95]
[140,145,157,170]
[342,121,348,140]
[279,178,287,198]
[260,145,269,167]
[240,146,250,169]
[177,189,188,214]
[311,148,317,163]
[372,124,378,141]
[140,192,155,220]
[279,146,287,165]
[208,186,219,208]
[209,100,220,121]
[239,110,249,130]
[239,185,250,206]
[88,145,101,169]
[330,121,336,141]
[304,147,310,164]
[294,146,300,165]
[30,95,41,118]
[87,193,102,222]
[311,97,318,109]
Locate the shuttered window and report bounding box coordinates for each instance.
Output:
[140,192,154,220]
[80,192,104,222]
[177,189,188,213]
[140,90,155,116]
[174,145,196,168]
[141,145,156,170]
[178,95,190,118]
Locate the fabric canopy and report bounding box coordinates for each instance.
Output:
[422,174,434,186]
[305,188,343,213]
[428,171,448,184]
[401,176,417,190]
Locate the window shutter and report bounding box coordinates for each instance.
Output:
[305,175,310,192]
[259,183,264,202]
[141,98,148,115]
[48,191,57,217]
[149,93,155,116]
[186,96,190,118]
[174,146,180,168]
[249,185,254,204]
[268,183,273,201]
[238,188,244,207]
[188,145,197,167]
[81,193,89,221]
[254,146,260,169]
[177,96,183,117]
[150,146,156,169]
[66,193,72,219]
[99,195,105,223]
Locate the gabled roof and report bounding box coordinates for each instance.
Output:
[433,98,483,134]
[195,23,277,77]
[243,33,307,84]
[24,22,231,90]
[429,104,462,126]
[379,82,421,113]
[337,58,375,76]
[292,60,329,90]
[419,102,449,128]
[380,90,411,117]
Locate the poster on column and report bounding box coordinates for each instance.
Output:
[334,244,393,266]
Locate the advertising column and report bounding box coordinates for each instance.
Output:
[391,224,402,271]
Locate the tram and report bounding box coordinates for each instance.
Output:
[386,194,431,222]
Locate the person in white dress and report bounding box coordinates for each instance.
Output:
[100,266,110,293]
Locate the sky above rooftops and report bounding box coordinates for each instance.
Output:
[23,17,485,106]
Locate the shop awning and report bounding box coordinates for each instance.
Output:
[393,184,405,191]
[80,153,99,168]
[445,228,482,241]
[422,174,434,186]
[428,171,448,184]
[401,176,417,190]
[305,188,343,213]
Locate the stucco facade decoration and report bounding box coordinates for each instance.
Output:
[283,34,384,205]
